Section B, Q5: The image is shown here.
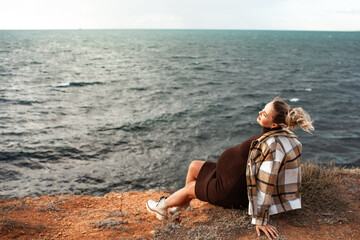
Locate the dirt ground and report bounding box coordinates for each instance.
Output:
[1,170,359,240]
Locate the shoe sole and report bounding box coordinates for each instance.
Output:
[146,202,167,221]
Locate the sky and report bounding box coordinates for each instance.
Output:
[0,0,359,31]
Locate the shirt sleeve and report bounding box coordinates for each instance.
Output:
[251,139,285,226]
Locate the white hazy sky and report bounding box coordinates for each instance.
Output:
[0,0,359,31]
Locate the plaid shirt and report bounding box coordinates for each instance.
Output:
[246,129,302,226]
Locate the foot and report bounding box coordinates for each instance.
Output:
[146,197,168,220]
[169,202,192,215]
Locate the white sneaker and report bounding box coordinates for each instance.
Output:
[146,197,168,220]
[169,202,192,215]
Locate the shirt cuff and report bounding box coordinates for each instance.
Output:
[251,217,268,226]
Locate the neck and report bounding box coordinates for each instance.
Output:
[263,126,282,133]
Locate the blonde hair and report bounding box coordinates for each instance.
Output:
[272,97,314,133]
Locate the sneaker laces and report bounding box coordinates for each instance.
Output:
[156,196,167,207]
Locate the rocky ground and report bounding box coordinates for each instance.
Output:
[1,165,359,240]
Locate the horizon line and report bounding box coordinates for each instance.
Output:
[0,28,359,32]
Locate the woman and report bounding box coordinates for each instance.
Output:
[146,97,314,240]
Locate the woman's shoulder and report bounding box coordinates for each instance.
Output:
[257,129,297,143]
[263,135,302,156]
[253,130,301,152]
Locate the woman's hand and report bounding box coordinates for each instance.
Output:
[256,224,279,240]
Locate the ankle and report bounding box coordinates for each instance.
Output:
[163,198,169,208]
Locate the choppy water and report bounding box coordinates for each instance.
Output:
[1,30,359,198]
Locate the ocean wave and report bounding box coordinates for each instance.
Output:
[90,57,104,61]
[75,175,105,184]
[97,123,149,133]
[172,55,202,59]
[0,73,12,77]
[97,109,191,134]
[196,81,221,86]
[193,67,206,71]
[129,87,148,91]
[0,98,42,105]
[1,131,24,136]
[53,81,104,88]
[0,168,20,181]
[0,146,85,162]
[282,88,312,93]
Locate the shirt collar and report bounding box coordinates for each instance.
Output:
[258,128,297,143]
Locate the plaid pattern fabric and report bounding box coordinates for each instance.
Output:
[246,129,302,226]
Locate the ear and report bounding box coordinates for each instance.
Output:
[271,123,280,129]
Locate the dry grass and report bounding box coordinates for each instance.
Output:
[273,160,357,226]
[0,219,45,232]
[36,202,64,212]
[92,219,128,231]
[106,210,126,218]
[155,161,360,239]
[0,198,30,214]
[155,203,253,239]
[0,198,47,237]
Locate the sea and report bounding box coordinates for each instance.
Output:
[1,30,359,198]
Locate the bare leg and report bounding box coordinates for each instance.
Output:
[164,161,205,208]
[185,160,206,186]
[165,181,196,208]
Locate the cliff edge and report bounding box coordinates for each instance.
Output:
[1,163,359,240]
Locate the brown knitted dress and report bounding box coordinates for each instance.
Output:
[194,127,277,209]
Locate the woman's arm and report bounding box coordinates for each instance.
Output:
[248,138,285,225]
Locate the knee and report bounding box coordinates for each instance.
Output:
[189,160,204,172]
[188,161,197,171]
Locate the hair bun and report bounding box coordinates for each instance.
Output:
[272,97,314,133]
[286,107,314,133]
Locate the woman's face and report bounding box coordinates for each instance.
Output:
[257,101,279,128]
